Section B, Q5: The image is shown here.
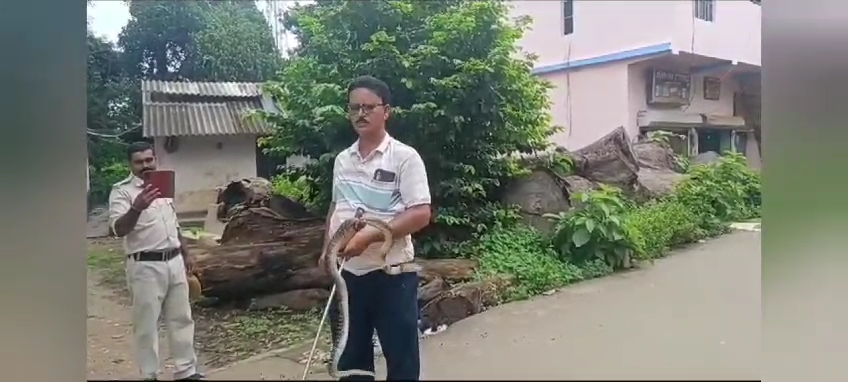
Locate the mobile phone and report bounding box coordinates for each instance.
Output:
[143,170,175,199]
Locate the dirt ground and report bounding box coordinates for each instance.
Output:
[87,268,140,380]
[86,238,323,380]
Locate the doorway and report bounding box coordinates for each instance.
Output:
[696,129,731,154]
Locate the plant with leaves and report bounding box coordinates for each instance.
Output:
[87,29,137,204]
[545,185,642,269]
[624,199,699,259]
[260,0,556,257]
[270,174,315,209]
[673,152,760,234]
[474,226,583,301]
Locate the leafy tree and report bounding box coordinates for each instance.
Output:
[87,29,135,204]
[260,0,556,257]
[118,1,281,82]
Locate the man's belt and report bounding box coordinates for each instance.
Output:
[383,261,422,275]
[128,248,180,262]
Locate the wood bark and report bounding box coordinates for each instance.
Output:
[416,259,478,284]
[192,203,482,304]
[220,207,324,245]
[569,126,640,188]
[419,275,514,329]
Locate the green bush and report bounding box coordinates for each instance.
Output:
[625,200,699,259]
[260,0,556,258]
[672,152,760,235]
[270,174,313,203]
[88,161,130,205]
[545,185,642,269]
[474,226,583,300]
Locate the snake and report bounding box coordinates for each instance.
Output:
[324,208,390,379]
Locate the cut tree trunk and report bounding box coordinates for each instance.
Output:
[220,207,324,245]
[570,126,640,189]
[193,236,328,301]
[419,274,514,329]
[416,259,478,284]
[417,277,449,304]
[195,204,483,302]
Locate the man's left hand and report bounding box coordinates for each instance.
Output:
[183,252,196,273]
[339,228,381,259]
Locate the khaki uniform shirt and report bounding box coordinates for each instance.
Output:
[108,174,181,255]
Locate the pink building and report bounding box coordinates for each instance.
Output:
[511,0,761,167]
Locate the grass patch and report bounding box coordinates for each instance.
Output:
[87,246,125,286]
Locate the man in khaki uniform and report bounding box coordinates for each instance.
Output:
[108,142,203,380]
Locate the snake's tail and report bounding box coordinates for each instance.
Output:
[301,283,336,381]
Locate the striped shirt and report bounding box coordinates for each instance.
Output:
[329,134,431,276]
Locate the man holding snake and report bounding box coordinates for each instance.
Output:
[322,75,432,380]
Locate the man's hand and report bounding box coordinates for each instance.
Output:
[339,227,382,259]
[183,253,195,274]
[131,184,160,211]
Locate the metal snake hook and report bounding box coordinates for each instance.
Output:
[302,259,345,380]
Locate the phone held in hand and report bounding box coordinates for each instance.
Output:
[143,170,175,199]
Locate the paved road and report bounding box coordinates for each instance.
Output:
[210,231,760,380]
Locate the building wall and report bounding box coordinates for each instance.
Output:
[542,63,632,150]
[509,0,761,66]
[542,57,743,150]
[154,135,258,213]
[626,59,739,134]
[671,1,762,66]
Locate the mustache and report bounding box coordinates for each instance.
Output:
[356,118,368,124]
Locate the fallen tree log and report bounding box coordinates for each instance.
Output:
[419,274,514,330]
[417,277,449,305]
[416,258,478,284]
[195,222,480,301]
[216,177,316,222]
[220,207,324,245]
[570,126,640,189]
[193,235,328,300]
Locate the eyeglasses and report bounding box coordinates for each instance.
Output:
[347,103,385,114]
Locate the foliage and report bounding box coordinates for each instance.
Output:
[624,199,699,259]
[270,173,314,207]
[474,226,583,301]
[86,29,136,205]
[88,162,130,205]
[191,1,283,82]
[672,152,761,235]
[260,0,556,257]
[545,185,642,269]
[119,1,280,82]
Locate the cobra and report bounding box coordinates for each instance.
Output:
[322,207,420,379]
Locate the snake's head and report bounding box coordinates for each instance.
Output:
[354,207,365,219]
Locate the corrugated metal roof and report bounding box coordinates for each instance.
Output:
[142,99,273,137]
[142,80,263,98]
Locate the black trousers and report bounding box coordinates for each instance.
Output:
[329,269,420,381]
